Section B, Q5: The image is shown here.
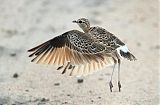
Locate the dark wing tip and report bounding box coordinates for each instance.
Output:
[28,53,34,57]
[28,34,68,63]
[28,43,45,52]
[28,49,33,52]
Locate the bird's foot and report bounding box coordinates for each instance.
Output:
[118,81,121,92]
[109,81,113,92]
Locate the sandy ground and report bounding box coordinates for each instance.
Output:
[0,0,159,105]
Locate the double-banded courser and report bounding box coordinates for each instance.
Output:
[28,18,136,92]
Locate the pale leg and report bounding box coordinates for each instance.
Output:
[109,58,117,92]
[118,59,121,92]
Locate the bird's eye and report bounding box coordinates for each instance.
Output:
[79,20,82,23]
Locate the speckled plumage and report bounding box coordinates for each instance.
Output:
[73,18,136,60]
[72,18,136,92]
[28,18,136,92]
[28,29,114,76]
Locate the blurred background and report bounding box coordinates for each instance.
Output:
[0,0,159,105]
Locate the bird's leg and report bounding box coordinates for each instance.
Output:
[118,59,121,92]
[109,58,117,92]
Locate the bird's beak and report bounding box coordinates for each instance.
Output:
[72,20,78,23]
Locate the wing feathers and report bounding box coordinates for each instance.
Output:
[58,47,63,65]
[48,48,57,64]
[28,40,49,52]
[44,48,54,63]
[60,47,65,65]
[36,46,51,63]
[53,48,60,65]
[28,30,115,76]
[69,56,114,76]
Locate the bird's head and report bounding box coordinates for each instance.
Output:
[73,18,90,33]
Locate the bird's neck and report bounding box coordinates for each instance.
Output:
[82,28,89,33]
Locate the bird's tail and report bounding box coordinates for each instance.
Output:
[120,50,137,61]
[117,45,137,61]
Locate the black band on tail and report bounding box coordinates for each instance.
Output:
[120,50,136,61]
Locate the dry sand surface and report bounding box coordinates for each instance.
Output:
[0,0,159,105]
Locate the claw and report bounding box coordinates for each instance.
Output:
[118,81,121,92]
[109,81,113,92]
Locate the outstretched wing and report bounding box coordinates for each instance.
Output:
[89,27,125,53]
[28,30,107,66]
[68,56,114,76]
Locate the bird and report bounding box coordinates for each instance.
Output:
[28,18,136,92]
[72,18,136,92]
